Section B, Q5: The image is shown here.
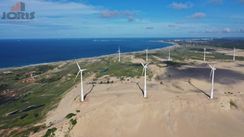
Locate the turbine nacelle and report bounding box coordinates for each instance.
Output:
[209,64,216,71]
[141,62,149,71]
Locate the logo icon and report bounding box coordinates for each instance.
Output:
[11,2,25,12]
[1,1,35,20]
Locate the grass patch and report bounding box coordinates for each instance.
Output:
[163,61,187,67]
[65,113,76,119]
[7,124,46,137]
[0,58,144,134]
[43,127,57,137]
[70,119,77,126]
[230,100,238,109]
[86,58,142,78]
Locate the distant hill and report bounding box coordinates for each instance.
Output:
[203,38,244,49]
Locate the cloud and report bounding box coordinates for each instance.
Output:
[239,0,244,3]
[43,0,86,3]
[222,28,231,33]
[170,2,193,10]
[0,0,141,38]
[209,0,223,5]
[204,29,218,33]
[100,10,136,22]
[202,28,242,34]
[191,12,206,19]
[240,29,244,33]
[145,26,154,30]
[168,24,177,28]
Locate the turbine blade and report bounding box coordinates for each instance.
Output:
[208,64,213,69]
[74,71,81,82]
[118,46,120,52]
[141,68,145,76]
[140,61,145,67]
[210,69,213,80]
[76,61,81,70]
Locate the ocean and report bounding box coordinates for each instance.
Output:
[0,38,172,68]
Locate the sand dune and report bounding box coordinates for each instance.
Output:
[32,54,244,137]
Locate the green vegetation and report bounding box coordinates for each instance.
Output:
[65,113,76,119]
[43,127,57,137]
[203,39,244,49]
[8,124,46,137]
[70,118,77,126]
[163,61,187,67]
[230,100,238,109]
[86,58,142,78]
[0,63,77,131]
[0,56,145,136]
[148,46,244,62]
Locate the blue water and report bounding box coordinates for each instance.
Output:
[0,38,172,68]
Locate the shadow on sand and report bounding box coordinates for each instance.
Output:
[136,82,144,96]
[188,79,210,98]
[160,64,244,85]
[84,84,96,100]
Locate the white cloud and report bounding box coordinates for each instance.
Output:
[209,0,223,5]
[170,2,193,10]
[240,29,244,33]
[201,28,242,34]
[100,10,136,22]
[191,12,206,19]
[145,26,154,30]
[222,27,231,33]
[239,0,244,3]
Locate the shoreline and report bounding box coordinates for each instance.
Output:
[0,43,178,71]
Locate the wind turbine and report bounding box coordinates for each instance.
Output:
[168,49,172,61]
[233,47,236,61]
[75,61,87,102]
[118,47,121,62]
[203,48,206,62]
[141,62,149,98]
[145,49,148,62]
[209,64,216,99]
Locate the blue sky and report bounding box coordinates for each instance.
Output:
[0,0,244,38]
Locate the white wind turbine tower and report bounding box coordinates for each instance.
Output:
[141,62,149,98]
[209,64,216,99]
[145,49,148,62]
[203,48,206,62]
[168,49,172,61]
[75,61,87,102]
[233,47,236,61]
[118,47,121,62]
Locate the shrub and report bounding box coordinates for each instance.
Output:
[65,113,76,119]
[70,119,77,126]
[230,100,238,109]
[43,127,57,137]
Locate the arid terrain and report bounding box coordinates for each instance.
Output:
[31,47,244,137]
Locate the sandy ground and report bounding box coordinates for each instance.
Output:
[32,49,244,137]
